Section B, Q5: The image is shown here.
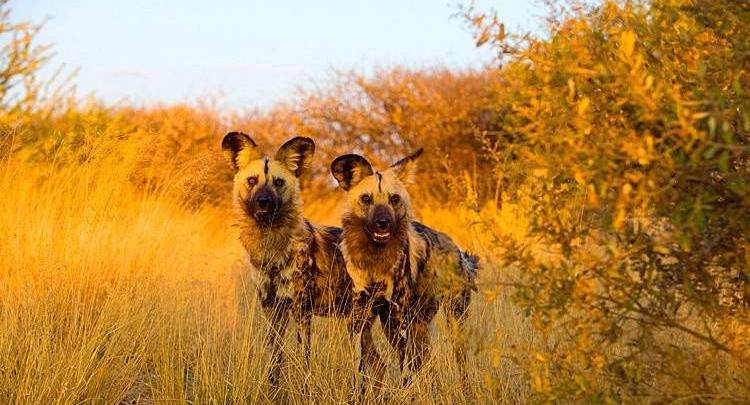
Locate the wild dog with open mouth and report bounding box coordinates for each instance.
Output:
[331,149,478,388]
[222,132,358,391]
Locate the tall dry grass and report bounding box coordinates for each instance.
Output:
[0,136,537,404]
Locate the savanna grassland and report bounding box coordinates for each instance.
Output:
[1,0,749,404]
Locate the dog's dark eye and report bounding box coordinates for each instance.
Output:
[389,194,401,205]
[274,178,285,187]
[247,177,258,186]
[359,194,372,204]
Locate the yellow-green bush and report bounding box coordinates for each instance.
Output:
[468,0,750,401]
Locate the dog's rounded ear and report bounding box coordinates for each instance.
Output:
[222,132,260,172]
[275,136,315,177]
[389,147,423,184]
[331,154,374,191]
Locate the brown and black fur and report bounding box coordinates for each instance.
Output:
[331,149,478,389]
[222,132,392,393]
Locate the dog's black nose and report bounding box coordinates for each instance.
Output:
[255,195,272,209]
[374,218,391,230]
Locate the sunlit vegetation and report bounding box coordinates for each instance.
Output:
[0,0,747,403]
[464,0,750,401]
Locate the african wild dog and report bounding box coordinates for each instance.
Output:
[331,149,478,388]
[221,132,392,391]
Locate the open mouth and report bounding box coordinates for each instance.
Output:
[372,230,391,242]
[253,211,275,224]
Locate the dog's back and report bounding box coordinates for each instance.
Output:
[412,221,478,296]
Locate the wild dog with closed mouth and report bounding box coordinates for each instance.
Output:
[331,149,478,388]
[221,132,394,392]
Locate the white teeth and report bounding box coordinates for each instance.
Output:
[374,232,390,238]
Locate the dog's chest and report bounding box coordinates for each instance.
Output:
[345,247,410,308]
[248,235,313,307]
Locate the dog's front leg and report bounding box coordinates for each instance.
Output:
[295,313,312,369]
[404,319,430,386]
[361,317,388,394]
[294,309,312,399]
[379,306,408,386]
[348,290,376,402]
[348,292,366,401]
[263,302,290,390]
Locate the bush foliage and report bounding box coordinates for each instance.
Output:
[467,0,750,400]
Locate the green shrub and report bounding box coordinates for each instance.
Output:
[468,0,750,400]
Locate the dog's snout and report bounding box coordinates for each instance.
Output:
[370,204,394,232]
[247,185,281,226]
[250,186,278,220]
[255,194,272,209]
[374,218,391,230]
[368,204,395,243]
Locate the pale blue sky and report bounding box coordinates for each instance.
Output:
[15,1,538,110]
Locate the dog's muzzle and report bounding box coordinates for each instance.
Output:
[248,186,280,226]
[368,205,394,243]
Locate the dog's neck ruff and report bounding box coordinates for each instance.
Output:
[239,207,307,272]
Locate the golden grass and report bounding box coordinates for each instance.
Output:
[0,140,538,404]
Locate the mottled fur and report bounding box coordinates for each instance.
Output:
[223,133,391,392]
[331,149,478,389]
[222,132,351,386]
